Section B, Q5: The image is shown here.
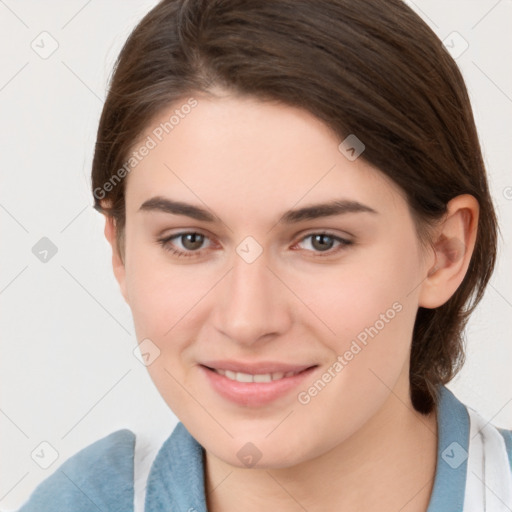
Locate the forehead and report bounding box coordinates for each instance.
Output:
[123,95,405,221]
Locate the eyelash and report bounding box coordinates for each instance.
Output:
[156,231,353,259]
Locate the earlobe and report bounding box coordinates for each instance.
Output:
[418,195,479,309]
[103,216,129,304]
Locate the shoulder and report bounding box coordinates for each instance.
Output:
[18,429,135,512]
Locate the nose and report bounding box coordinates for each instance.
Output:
[212,249,292,347]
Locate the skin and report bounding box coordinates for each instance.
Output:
[103,91,479,512]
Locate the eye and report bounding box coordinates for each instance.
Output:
[293,231,353,256]
[157,231,212,258]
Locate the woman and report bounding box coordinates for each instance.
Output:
[18,0,512,511]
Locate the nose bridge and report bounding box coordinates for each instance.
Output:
[213,244,290,345]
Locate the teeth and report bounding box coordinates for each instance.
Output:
[214,369,300,382]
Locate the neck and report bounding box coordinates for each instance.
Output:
[204,379,438,512]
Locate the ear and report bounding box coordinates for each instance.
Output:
[418,194,479,309]
[103,215,129,304]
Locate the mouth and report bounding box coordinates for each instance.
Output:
[199,362,319,406]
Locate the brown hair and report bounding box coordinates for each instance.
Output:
[91,0,498,414]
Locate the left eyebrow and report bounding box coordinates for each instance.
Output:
[279,199,378,223]
[138,196,378,224]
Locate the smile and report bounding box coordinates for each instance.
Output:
[200,364,318,406]
[211,368,303,382]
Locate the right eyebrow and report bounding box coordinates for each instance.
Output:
[138,197,217,222]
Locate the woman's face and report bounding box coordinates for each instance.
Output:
[113,93,434,468]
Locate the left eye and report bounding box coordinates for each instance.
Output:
[157,231,352,258]
[295,232,352,255]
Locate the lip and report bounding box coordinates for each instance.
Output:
[200,360,314,374]
[199,363,318,407]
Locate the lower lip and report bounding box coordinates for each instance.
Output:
[199,365,318,407]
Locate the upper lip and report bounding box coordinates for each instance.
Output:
[201,360,317,374]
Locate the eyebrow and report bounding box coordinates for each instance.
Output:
[138,196,378,223]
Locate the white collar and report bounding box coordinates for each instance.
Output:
[464,405,512,511]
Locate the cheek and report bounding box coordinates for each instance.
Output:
[300,235,421,376]
[124,249,212,416]
[306,283,414,395]
[124,234,202,328]
[124,242,218,376]
[292,259,419,439]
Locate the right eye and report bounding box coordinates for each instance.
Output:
[157,231,213,258]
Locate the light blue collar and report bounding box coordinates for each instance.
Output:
[427,385,469,511]
[145,421,207,512]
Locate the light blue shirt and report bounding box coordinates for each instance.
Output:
[18,385,512,511]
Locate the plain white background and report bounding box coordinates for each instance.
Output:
[1,0,511,509]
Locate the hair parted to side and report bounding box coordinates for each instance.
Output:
[91,0,498,414]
